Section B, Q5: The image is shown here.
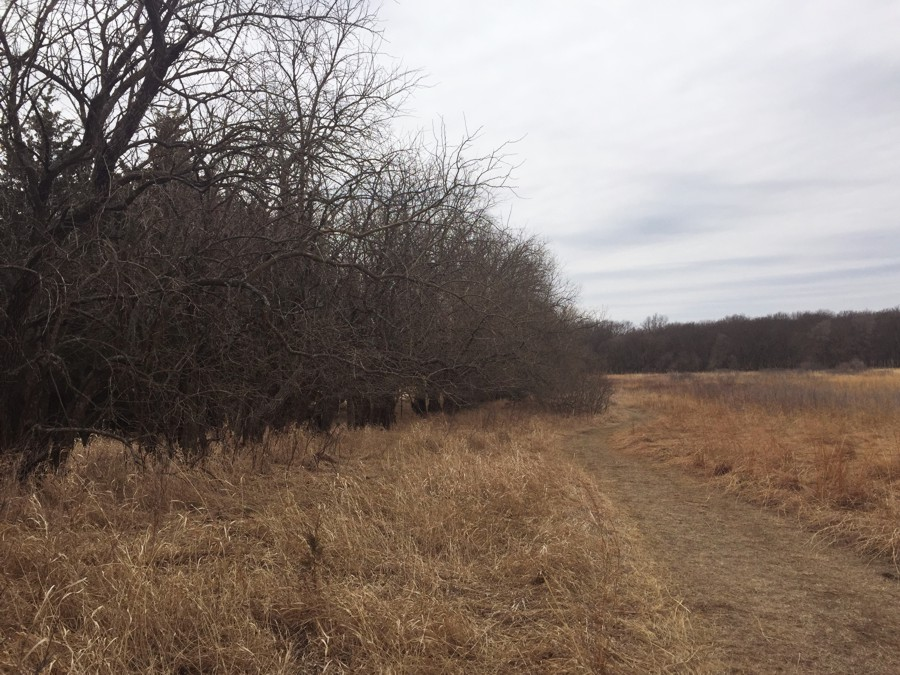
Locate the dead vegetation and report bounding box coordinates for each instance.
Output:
[611,370,900,566]
[0,406,688,673]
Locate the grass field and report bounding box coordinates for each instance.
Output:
[0,406,698,674]
[611,370,900,565]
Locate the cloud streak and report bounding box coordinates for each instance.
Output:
[380,0,900,322]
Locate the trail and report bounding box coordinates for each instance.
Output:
[570,405,900,674]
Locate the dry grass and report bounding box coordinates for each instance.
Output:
[590,513,713,674]
[611,370,900,565]
[0,405,690,673]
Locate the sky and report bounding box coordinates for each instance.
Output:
[376,0,900,325]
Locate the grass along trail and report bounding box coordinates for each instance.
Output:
[0,406,704,673]
[569,399,900,673]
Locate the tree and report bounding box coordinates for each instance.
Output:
[1,0,599,476]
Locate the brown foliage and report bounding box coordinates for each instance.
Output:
[0,409,676,673]
[611,370,900,565]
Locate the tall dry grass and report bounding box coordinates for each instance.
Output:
[0,406,695,673]
[612,370,900,565]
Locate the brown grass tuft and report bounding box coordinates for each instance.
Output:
[0,407,689,673]
[611,371,900,566]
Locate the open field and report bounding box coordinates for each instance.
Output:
[0,407,699,674]
[610,370,900,565]
[8,372,897,673]
[570,402,900,672]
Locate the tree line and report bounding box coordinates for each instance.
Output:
[0,0,605,477]
[590,309,900,373]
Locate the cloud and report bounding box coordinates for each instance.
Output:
[379,0,900,323]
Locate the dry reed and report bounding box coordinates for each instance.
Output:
[0,405,690,673]
[611,370,900,566]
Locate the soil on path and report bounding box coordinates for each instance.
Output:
[570,404,900,674]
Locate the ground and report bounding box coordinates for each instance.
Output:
[569,403,900,673]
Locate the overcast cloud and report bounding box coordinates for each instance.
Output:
[378,0,900,324]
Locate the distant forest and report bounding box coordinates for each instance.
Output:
[590,309,900,373]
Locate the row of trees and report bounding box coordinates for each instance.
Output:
[1,0,602,476]
[590,309,900,373]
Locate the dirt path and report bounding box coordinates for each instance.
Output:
[569,406,900,674]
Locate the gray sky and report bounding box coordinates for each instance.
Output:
[377,0,900,324]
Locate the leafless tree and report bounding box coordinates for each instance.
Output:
[1,0,605,477]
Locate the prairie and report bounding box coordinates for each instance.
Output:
[610,370,900,565]
[0,406,695,674]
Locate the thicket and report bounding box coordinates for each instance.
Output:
[591,309,900,373]
[0,0,605,477]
